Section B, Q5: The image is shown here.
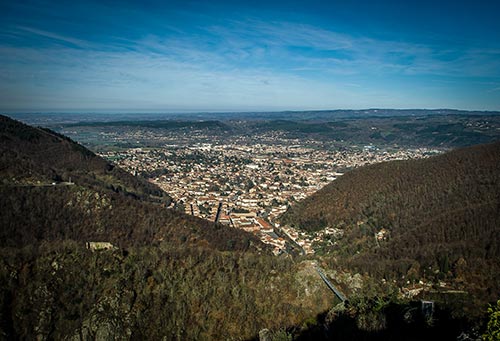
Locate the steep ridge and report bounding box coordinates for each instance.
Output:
[0,114,168,202]
[282,141,500,306]
[0,114,260,251]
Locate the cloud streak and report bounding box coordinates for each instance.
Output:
[203,20,500,78]
[1,13,500,111]
[14,26,91,48]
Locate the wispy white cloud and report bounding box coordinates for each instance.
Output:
[12,26,92,48]
[202,20,500,78]
[1,19,500,111]
[0,42,371,110]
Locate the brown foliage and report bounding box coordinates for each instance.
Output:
[282,141,500,304]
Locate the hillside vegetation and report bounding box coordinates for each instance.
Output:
[282,141,500,311]
[1,115,498,339]
[0,115,334,339]
[0,115,168,203]
[0,114,260,250]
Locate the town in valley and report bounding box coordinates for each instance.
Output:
[96,132,440,255]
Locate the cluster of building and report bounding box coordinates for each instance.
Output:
[100,142,438,255]
[277,225,345,254]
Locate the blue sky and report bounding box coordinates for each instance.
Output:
[1,0,500,112]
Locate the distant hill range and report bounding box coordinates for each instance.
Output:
[0,114,260,250]
[18,109,497,149]
[9,108,500,125]
[282,141,500,305]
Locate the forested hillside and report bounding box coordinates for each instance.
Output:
[0,114,259,250]
[1,115,498,339]
[0,115,335,339]
[0,115,168,203]
[282,141,500,310]
[0,243,333,340]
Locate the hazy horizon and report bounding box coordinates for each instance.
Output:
[5,107,500,115]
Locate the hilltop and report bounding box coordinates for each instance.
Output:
[0,114,168,203]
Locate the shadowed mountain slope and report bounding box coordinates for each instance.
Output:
[282,141,500,233]
[282,141,500,306]
[0,114,168,202]
[0,116,338,340]
[0,114,261,251]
